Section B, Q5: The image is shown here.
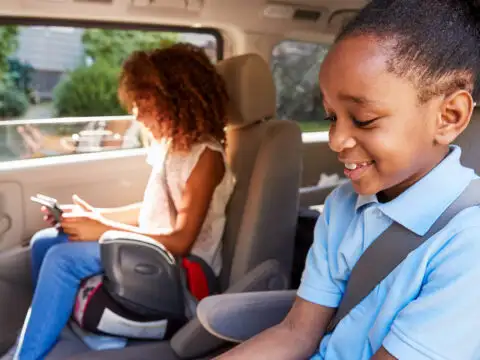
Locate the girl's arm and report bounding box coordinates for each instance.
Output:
[105,147,225,255]
[95,203,143,225]
[69,195,142,226]
[63,148,226,254]
[46,198,142,227]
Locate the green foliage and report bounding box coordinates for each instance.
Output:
[272,41,330,127]
[7,58,33,92]
[53,29,178,121]
[53,61,127,118]
[0,83,29,119]
[0,26,19,78]
[82,29,178,66]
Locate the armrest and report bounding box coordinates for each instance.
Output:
[197,290,296,343]
[171,260,289,358]
[225,259,288,294]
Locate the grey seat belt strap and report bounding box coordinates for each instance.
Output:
[327,179,480,332]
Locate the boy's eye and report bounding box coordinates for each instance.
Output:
[324,114,378,128]
[324,114,337,123]
[352,117,378,128]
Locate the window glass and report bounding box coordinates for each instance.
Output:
[0,24,220,162]
[271,40,330,133]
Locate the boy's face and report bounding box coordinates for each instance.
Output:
[319,35,451,200]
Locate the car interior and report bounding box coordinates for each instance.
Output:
[0,0,478,359]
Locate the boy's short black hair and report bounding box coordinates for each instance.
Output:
[337,0,480,102]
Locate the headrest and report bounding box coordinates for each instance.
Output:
[455,103,480,172]
[216,54,276,127]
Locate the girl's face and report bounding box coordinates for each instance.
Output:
[320,35,450,201]
[132,100,164,139]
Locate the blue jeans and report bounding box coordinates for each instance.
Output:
[16,228,102,360]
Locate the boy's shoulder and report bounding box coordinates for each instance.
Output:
[430,175,480,247]
[441,204,480,242]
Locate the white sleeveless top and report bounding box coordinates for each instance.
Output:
[138,139,235,275]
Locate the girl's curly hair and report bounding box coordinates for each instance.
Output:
[118,43,229,151]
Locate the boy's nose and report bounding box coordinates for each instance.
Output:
[329,121,356,153]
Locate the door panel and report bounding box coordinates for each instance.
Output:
[0,182,24,251]
[0,247,33,353]
[0,149,151,252]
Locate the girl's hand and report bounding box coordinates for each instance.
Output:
[42,204,77,226]
[71,194,96,212]
[42,194,96,226]
[60,211,110,241]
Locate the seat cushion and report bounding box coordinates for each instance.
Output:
[45,327,90,360]
[66,342,232,360]
[66,341,179,360]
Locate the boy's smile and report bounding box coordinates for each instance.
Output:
[319,35,453,201]
[342,160,374,181]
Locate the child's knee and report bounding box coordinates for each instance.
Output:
[30,228,61,247]
[30,228,61,261]
[41,242,102,280]
[30,228,68,256]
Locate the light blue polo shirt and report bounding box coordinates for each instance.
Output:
[298,145,480,360]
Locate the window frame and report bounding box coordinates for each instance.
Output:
[0,16,224,61]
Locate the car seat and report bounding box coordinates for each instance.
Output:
[47,53,303,360]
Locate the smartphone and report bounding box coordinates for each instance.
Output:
[30,194,63,223]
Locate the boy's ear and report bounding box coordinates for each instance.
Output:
[434,90,475,145]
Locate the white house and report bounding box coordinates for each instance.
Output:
[15,26,85,100]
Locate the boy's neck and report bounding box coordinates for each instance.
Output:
[378,145,451,203]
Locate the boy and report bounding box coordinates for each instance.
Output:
[218,0,480,359]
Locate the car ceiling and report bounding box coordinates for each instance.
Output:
[0,0,367,42]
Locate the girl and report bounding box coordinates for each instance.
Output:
[219,0,480,359]
[14,43,235,359]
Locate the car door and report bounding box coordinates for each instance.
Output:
[0,117,151,252]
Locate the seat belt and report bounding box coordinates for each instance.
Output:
[327,179,480,332]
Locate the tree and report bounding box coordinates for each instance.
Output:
[271,41,329,127]
[82,29,179,66]
[0,27,29,120]
[53,61,126,118]
[0,26,19,78]
[7,58,34,94]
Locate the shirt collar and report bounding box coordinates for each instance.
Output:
[355,193,378,211]
[356,145,475,236]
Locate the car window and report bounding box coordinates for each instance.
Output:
[0,23,221,162]
[271,40,330,133]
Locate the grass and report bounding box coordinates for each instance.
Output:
[298,121,330,133]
